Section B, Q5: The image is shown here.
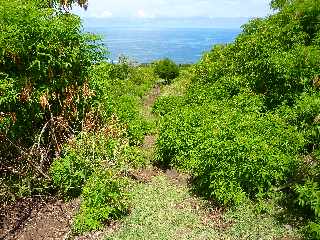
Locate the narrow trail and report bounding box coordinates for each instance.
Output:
[103,74,301,240]
[104,82,231,240]
[141,84,160,158]
[1,75,299,240]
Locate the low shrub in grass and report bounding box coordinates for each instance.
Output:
[73,170,129,234]
[108,56,133,80]
[50,133,119,199]
[153,58,180,84]
[50,120,144,233]
[50,148,94,200]
[294,148,320,238]
[50,117,145,198]
[296,177,320,238]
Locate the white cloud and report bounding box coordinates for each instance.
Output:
[137,9,146,18]
[137,9,155,18]
[72,0,271,19]
[99,10,113,18]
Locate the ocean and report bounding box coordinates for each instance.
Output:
[82,18,244,64]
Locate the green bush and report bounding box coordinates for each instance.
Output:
[152,96,184,116]
[50,132,120,199]
[296,180,320,218]
[153,58,180,83]
[108,56,134,80]
[50,149,94,199]
[156,0,319,202]
[155,3,320,238]
[73,170,129,234]
[50,118,145,199]
[50,122,145,233]
[0,0,104,203]
[157,93,305,205]
[296,179,320,239]
[0,0,103,144]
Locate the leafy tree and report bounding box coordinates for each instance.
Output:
[154,58,180,83]
[51,0,88,9]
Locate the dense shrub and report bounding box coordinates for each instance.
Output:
[50,116,145,198]
[50,117,146,233]
[108,55,137,80]
[157,93,305,205]
[50,131,121,199]
[153,58,180,83]
[0,0,156,235]
[0,0,103,144]
[194,0,320,109]
[0,0,104,202]
[152,96,184,116]
[156,0,320,218]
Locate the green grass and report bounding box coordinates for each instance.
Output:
[104,175,301,240]
[160,69,192,97]
[104,175,217,240]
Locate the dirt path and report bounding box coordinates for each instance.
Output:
[142,84,161,119]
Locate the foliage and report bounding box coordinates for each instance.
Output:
[50,116,144,198]
[108,55,137,80]
[0,0,103,142]
[51,117,146,233]
[48,0,88,9]
[152,96,184,116]
[153,58,180,83]
[157,92,305,205]
[296,179,320,218]
[73,170,129,234]
[89,63,157,144]
[155,0,320,217]
[0,0,104,203]
[48,52,157,234]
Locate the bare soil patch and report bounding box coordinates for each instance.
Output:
[201,207,233,230]
[164,169,190,186]
[143,135,156,149]
[129,167,162,183]
[143,84,161,111]
[1,197,79,240]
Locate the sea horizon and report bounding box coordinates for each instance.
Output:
[81,17,247,63]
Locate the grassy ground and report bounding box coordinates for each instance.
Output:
[104,174,301,240]
[104,68,302,240]
[104,174,217,240]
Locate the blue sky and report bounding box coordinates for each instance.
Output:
[73,0,272,19]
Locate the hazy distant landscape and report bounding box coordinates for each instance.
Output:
[82,18,246,63]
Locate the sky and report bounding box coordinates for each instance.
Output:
[72,0,272,19]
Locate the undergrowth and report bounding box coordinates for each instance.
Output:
[155,0,320,237]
